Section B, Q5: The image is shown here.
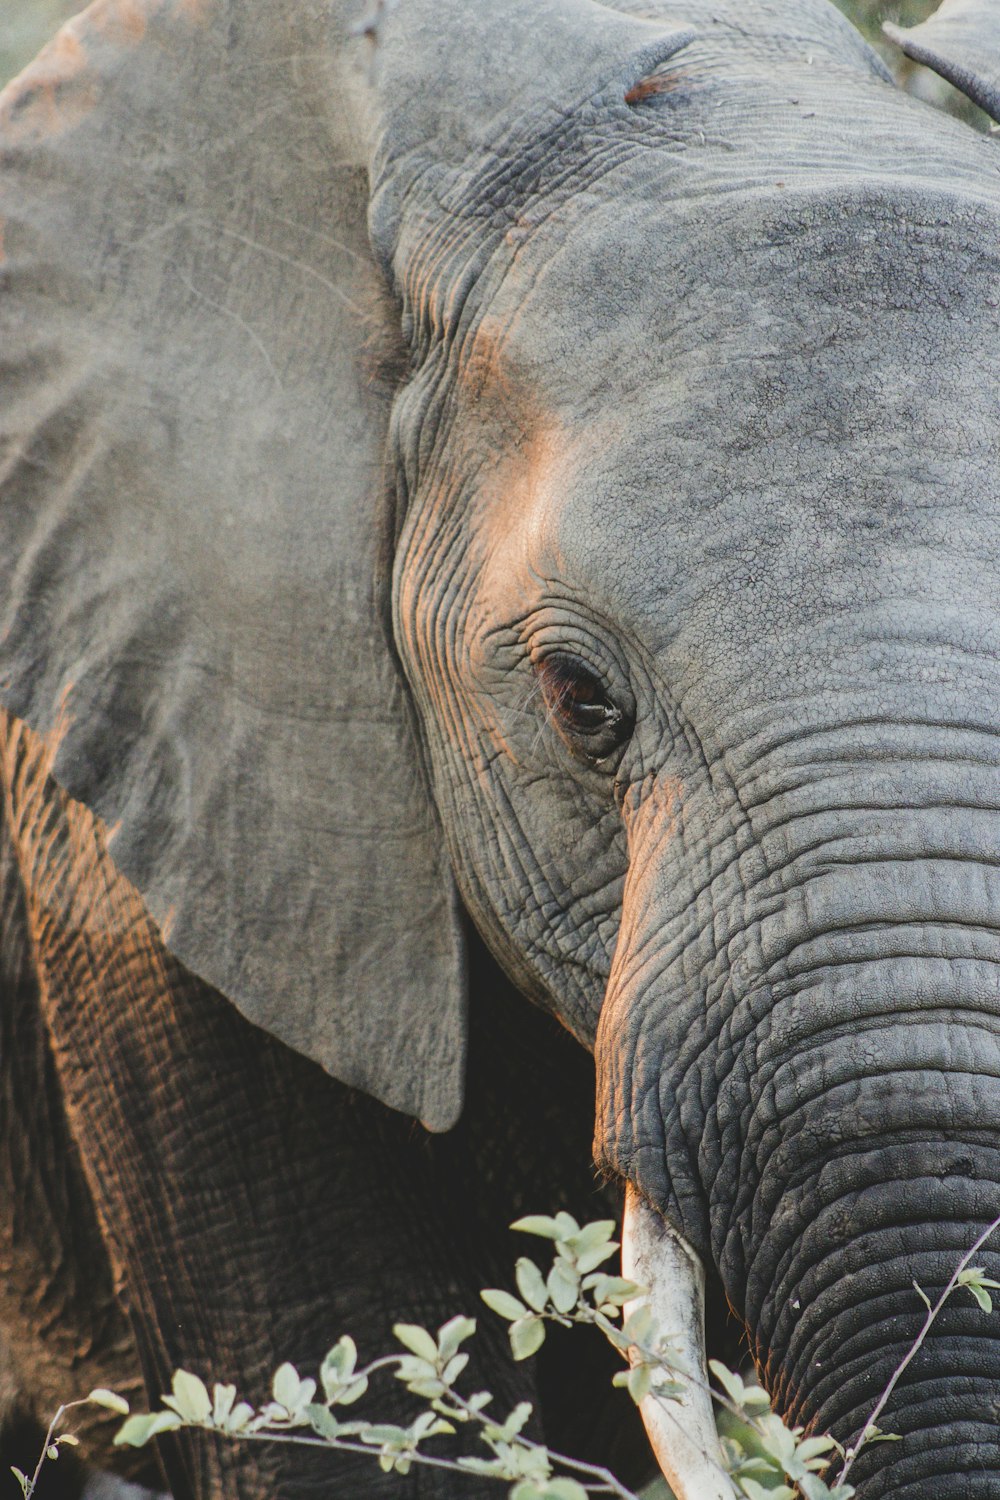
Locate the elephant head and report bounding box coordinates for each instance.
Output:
[2,0,1000,1495]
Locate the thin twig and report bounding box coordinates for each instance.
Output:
[228,1428,484,1477]
[837,1207,1000,1485]
[24,1405,66,1499]
[448,1384,640,1499]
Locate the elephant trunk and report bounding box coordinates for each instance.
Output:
[744,1027,1000,1494]
[595,733,1000,1495]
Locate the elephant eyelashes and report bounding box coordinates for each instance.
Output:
[535,651,634,765]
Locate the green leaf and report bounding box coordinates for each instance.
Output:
[740,1384,772,1414]
[509,1315,546,1361]
[709,1359,747,1407]
[481,1289,529,1322]
[441,1354,469,1385]
[585,1274,644,1310]
[510,1216,565,1241]
[544,1480,589,1500]
[553,1211,580,1239]
[958,1268,1000,1291]
[457,1456,506,1476]
[272,1362,314,1413]
[860,1425,902,1445]
[305,1405,340,1441]
[165,1370,212,1423]
[410,1410,454,1440]
[797,1435,838,1461]
[570,1219,617,1251]
[211,1384,236,1428]
[362,1423,412,1447]
[799,1475,853,1500]
[495,1401,533,1441]
[650,1375,688,1402]
[515,1258,549,1313]
[394,1324,439,1362]
[114,1411,183,1447]
[575,1241,618,1274]
[547,1262,579,1314]
[627,1364,652,1404]
[622,1304,655,1347]
[739,1481,794,1500]
[321,1336,357,1390]
[10,1467,29,1498]
[957,1269,998,1313]
[87,1389,130,1415]
[334,1376,368,1406]
[962,1283,993,1313]
[395,1354,437,1382]
[395,1353,444,1398]
[403,1378,446,1400]
[222,1402,254,1434]
[437,1315,476,1359]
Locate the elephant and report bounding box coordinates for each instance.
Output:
[1,0,1000,1495]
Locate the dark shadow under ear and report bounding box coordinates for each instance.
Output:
[0,0,467,1131]
[884,0,1000,123]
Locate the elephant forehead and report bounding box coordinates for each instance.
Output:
[470,206,1000,688]
[492,178,1000,411]
[480,182,1000,555]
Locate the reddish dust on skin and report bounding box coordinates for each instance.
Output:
[607,773,686,983]
[0,708,141,948]
[619,774,684,842]
[624,69,692,104]
[1,26,95,141]
[85,0,148,45]
[0,0,216,146]
[73,0,212,46]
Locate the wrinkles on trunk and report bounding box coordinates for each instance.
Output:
[594,728,1000,1495]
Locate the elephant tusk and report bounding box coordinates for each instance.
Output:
[621,1185,738,1500]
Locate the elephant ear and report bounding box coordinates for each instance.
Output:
[0,0,467,1129]
[884,0,1000,123]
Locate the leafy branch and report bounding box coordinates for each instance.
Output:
[17,1210,1000,1500]
[10,1389,130,1500]
[107,1214,853,1500]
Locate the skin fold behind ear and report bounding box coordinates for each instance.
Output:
[0,0,466,1131]
[883,0,1000,122]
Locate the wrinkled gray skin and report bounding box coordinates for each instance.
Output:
[3,0,1000,1495]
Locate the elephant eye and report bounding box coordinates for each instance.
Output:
[535,652,633,765]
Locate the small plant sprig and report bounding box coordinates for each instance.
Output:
[10,1389,130,1500]
[835,1207,1000,1486]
